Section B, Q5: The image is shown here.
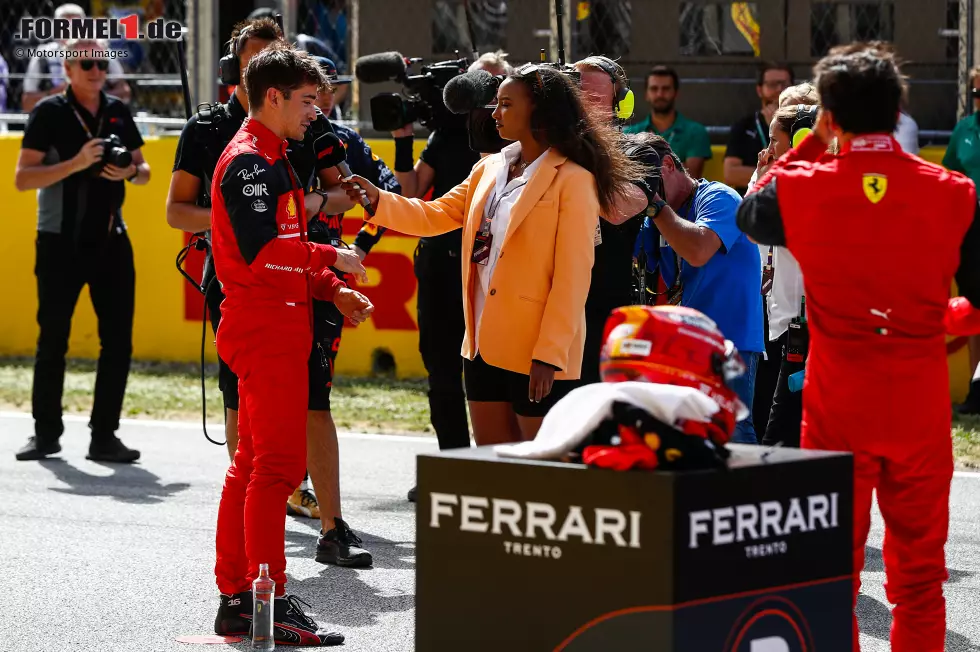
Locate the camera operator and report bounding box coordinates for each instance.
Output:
[14,40,150,462]
[166,20,374,569]
[14,38,150,463]
[738,48,980,652]
[389,50,512,503]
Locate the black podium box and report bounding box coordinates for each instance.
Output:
[416,445,854,652]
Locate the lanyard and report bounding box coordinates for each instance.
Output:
[755,112,769,147]
[66,93,104,141]
[646,181,699,305]
[481,177,528,236]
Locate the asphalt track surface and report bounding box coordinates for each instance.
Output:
[2,411,979,652]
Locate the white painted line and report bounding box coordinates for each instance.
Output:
[0,410,438,443]
[0,411,977,464]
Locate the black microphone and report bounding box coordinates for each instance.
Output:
[314,132,376,217]
[443,69,501,114]
[354,51,407,84]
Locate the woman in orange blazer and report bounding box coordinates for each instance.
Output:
[342,65,644,444]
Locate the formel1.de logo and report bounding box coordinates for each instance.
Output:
[17,16,183,41]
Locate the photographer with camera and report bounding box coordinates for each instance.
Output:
[166,19,374,569]
[14,38,150,463]
[363,50,511,502]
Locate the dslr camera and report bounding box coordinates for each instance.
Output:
[100,134,133,169]
[355,51,469,131]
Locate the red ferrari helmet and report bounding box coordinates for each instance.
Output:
[599,305,747,437]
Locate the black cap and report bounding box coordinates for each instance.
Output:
[313,55,352,85]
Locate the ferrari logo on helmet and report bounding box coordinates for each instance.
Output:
[862,174,888,204]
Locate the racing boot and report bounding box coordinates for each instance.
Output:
[214,590,253,636]
[270,595,344,646]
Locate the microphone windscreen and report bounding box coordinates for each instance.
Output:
[314,132,348,168]
[443,70,500,114]
[354,52,407,83]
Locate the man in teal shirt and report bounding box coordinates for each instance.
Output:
[625,65,712,178]
[944,65,980,414]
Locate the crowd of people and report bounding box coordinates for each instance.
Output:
[8,7,979,649]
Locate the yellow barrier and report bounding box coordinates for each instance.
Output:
[0,138,970,400]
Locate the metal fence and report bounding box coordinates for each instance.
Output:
[0,0,976,139]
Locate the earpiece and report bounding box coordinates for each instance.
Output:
[791,104,818,148]
[588,56,634,120]
[218,26,254,86]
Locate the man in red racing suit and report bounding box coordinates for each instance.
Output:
[209,45,371,645]
[738,49,980,652]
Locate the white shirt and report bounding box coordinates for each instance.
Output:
[472,142,550,351]
[893,112,919,155]
[766,246,805,341]
[747,168,805,342]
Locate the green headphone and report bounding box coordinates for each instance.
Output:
[587,56,635,121]
[791,104,818,149]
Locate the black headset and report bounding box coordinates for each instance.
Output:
[790,104,818,148]
[583,56,634,120]
[218,26,257,86]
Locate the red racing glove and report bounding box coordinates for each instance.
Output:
[945,297,980,336]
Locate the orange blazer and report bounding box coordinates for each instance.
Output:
[366,149,599,380]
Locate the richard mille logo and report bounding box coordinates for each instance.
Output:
[430,493,641,560]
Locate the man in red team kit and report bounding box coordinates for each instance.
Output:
[738,49,980,652]
[209,44,372,646]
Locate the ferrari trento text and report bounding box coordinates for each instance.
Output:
[429,493,642,557]
[688,493,840,554]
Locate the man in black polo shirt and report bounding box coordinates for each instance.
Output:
[573,56,652,383]
[723,62,793,195]
[14,38,151,463]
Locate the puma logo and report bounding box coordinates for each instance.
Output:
[870,308,892,320]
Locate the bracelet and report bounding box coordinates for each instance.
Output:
[316,190,329,215]
[394,136,415,173]
[126,168,139,182]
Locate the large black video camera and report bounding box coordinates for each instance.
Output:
[354,51,469,131]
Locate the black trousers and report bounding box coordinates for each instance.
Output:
[753,309,782,443]
[414,240,470,450]
[32,230,135,440]
[761,332,805,448]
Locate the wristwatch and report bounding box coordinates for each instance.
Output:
[645,199,668,219]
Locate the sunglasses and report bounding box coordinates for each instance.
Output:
[79,59,109,71]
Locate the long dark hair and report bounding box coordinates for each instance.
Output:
[509,65,646,217]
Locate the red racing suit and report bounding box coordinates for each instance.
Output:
[210,117,344,597]
[738,132,980,652]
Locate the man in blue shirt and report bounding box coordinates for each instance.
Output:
[632,133,764,443]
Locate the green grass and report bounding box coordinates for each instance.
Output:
[2,357,980,464]
[952,415,980,469]
[0,357,433,435]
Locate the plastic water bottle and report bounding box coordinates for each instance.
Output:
[251,564,275,650]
